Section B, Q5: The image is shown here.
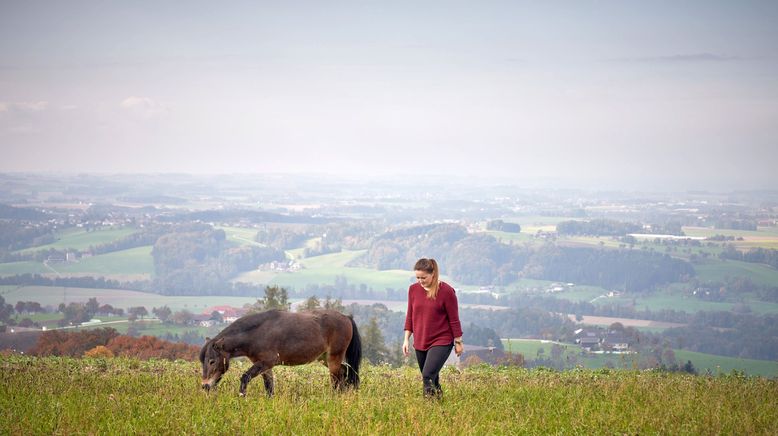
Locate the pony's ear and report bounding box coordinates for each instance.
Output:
[213,337,225,351]
[205,336,211,342]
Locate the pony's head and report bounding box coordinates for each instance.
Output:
[200,337,229,391]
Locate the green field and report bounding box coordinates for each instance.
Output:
[503,215,577,227]
[18,227,138,253]
[495,264,778,316]
[683,225,778,239]
[2,357,776,434]
[0,261,49,275]
[0,246,155,279]
[631,291,778,315]
[216,226,264,247]
[561,286,778,316]
[100,320,214,338]
[56,246,155,277]
[502,339,778,378]
[694,259,778,287]
[485,221,778,253]
[234,250,415,292]
[673,349,778,377]
[481,230,536,245]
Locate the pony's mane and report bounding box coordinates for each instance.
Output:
[216,309,283,337]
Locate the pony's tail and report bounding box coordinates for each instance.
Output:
[345,316,362,389]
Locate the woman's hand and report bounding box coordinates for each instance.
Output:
[402,338,410,357]
[454,341,464,357]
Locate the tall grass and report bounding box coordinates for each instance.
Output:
[2,356,776,434]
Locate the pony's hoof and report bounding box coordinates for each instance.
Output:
[239,392,246,397]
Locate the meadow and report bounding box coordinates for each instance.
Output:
[234,249,415,293]
[216,226,266,247]
[0,246,155,280]
[683,226,778,250]
[1,356,776,435]
[55,246,154,278]
[499,264,778,316]
[489,218,778,260]
[16,227,139,253]
[693,258,778,287]
[502,339,778,378]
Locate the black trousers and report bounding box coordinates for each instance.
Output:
[415,344,453,395]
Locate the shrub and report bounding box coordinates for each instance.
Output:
[84,345,115,358]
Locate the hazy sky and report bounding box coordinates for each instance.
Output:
[1,1,777,190]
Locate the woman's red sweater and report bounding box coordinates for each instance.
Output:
[404,281,463,351]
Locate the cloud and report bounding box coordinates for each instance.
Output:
[0,101,50,135]
[0,101,49,114]
[120,96,170,119]
[604,53,739,64]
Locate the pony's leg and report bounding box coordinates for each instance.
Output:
[239,362,273,397]
[327,354,345,391]
[261,369,274,396]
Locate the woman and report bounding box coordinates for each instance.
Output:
[403,258,464,398]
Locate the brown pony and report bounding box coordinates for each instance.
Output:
[200,309,361,397]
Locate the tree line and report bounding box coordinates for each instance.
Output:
[359,223,694,291]
[719,245,778,270]
[524,245,694,292]
[152,224,285,294]
[486,220,521,233]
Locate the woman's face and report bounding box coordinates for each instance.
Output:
[415,270,434,289]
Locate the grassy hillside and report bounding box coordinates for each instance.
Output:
[503,339,778,378]
[18,227,138,253]
[673,349,778,378]
[683,226,778,250]
[216,226,264,247]
[694,258,778,287]
[56,246,155,277]
[234,249,414,292]
[0,246,155,279]
[1,356,776,434]
[0,261,48,275]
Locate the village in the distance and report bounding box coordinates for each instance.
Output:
[1,172,777,375]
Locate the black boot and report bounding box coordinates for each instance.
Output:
[423,378,441,400]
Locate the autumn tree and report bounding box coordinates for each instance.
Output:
[14,301,44,314]
[248,285,290,313]
[18,318,36,328]
[85,297,100,317]
[98,304,115,315]
[172,309,194,325]
[0,295,13,323]
[31,328,119,357]
[299,296,321,311]
[323,296,345,313]
[496,352,525,367]
[84,345,115,358]
[128,306,148,319]
[106,335,199,360]
[152,306,172,323]
[59,302,91,326]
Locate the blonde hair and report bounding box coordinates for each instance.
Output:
[414,258,440,299]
